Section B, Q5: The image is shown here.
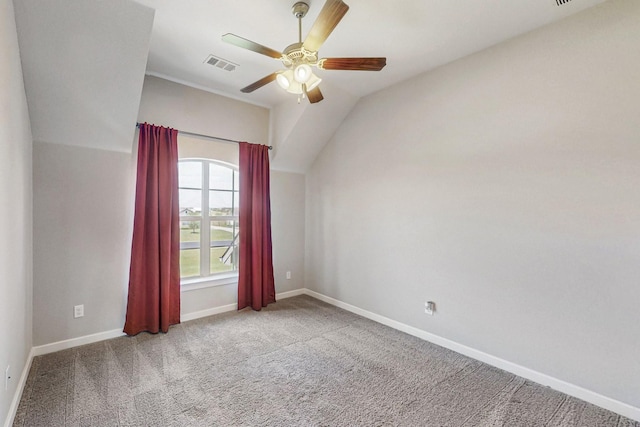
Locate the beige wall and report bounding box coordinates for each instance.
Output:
[32,142,134,345]
[139,76,306,314]
[271,170,306,293]
[306,0,640,409]
[20,0,155,349]
[0,0,33,422]
[31,75,305,346]
[138,75,270,146]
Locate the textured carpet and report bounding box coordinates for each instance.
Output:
[13,295,639,426]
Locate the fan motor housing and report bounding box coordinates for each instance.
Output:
[292,2,309,18]
[282,42,318,68]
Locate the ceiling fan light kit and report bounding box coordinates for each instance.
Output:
[277,69,322,93]
[222,0,386,104]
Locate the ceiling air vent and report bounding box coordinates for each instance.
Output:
[204,55,238,72]
[555,0,573,5]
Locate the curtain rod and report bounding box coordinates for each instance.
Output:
[136,123,272,150]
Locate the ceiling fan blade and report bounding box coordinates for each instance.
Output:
[302,0,349,52]
[241,73,278,93]
[222,33,282,59]
[305,86,324,104]
[319,57,387,71]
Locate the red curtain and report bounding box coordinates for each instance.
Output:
[124,123,181,335]
[238,142,276,311]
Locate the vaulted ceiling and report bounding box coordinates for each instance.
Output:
[136,0,606,108]
[14,0,607,172]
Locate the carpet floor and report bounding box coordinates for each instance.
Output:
[13,295,639,426]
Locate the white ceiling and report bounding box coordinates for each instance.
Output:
[13,0,608,172]
[134,0,607,108]
[14,0,154,152]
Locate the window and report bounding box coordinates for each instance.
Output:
[178,159,239,281]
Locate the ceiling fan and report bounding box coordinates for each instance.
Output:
[222,0,386,104]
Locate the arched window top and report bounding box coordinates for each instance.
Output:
[181,157,237,170]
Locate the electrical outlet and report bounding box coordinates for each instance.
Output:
[286,271,291,280]
[74,304,84,318]
[424,301,436,315]
[5,365,10,391]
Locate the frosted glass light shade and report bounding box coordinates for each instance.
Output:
[306,73,322,91]
[277,68,321,95]
[276,70,292,89]
[293,64,312,83]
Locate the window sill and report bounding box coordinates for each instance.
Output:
[181,272,238,292]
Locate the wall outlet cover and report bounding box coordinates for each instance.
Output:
[74,304,84,318]
[425,301,435,315]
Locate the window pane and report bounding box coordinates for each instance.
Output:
[179,161,202,189]
[180,249,200,278]
[209,190,233,216]
[211,246,235,274]
[210,220,238,274]
[209,163,233,190]
[180,220,201,243]
[179,189,202,214]
[178,160,240,281]
[210,221,235,246]
[233,191,239,217]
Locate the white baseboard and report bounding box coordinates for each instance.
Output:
[180,288,305,322]
[180,303,237,322]
[8,291,311,425]
[303,289,640,423]
[31,289,307,356]
[13,288,637,423]
[32,329,125,357]
[3,347,34,427]
[276,288,306,299]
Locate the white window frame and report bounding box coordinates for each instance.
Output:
[179,158,239,290]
